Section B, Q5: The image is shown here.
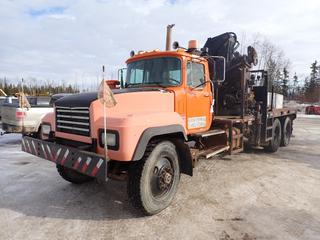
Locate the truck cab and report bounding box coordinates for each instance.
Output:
[125,50,214,134]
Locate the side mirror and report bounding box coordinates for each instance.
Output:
[117,68,127,89]
[212,57,226,82]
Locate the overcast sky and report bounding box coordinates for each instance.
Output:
[1,0,319,87]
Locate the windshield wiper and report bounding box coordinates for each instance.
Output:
[146,82,167,88]
[126,83,143,88]
[126,82,167,88]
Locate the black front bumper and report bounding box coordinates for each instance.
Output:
[22,136,107,181]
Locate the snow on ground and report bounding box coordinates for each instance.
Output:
[1,117,320,240]
[0,127,21,145]
[297,113,320,119]
[285,100,320,114]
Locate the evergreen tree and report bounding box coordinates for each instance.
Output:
[304,61,320,102]
[292,73,298,99]
[281,68,289,98]
[0,77,79,96]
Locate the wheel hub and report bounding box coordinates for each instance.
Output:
[163,172,172,184]
[150,157,174,197]
[158,167,173,191]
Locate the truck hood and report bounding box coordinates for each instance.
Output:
[54,88,172,108]
[90,89,175,123]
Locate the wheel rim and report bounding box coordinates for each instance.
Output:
[285,121,291,142]
[150,157,174,198]
[274,125,280,145]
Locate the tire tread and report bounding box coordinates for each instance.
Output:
[56,165,93,184]
[127,142,156,215]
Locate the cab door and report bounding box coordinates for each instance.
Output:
[185,61,212,134]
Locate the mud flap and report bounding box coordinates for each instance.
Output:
[21,136,107,181]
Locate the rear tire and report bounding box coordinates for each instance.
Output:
[281,117,292,147]
[127,141,180,215]
[265,118,282,153]
[56,165,94,184]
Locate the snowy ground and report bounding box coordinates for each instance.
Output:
[0,132,21,145]
[297,113,320,119]
[0,117,319,240]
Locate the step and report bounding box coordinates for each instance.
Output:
[199,145,230,159]
[230,147,244,154]
[193,129,226,138]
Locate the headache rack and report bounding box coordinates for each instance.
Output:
[56,106,90,136]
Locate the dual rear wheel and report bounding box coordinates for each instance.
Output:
[281,117,292,147]
[265,117,292,153]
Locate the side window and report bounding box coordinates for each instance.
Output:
[129,60,147,84]
[187,62,205,88]
[129,68,143,84]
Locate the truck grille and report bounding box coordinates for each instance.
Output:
[56,107,90,136]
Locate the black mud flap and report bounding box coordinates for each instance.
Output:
[21,136,107,181]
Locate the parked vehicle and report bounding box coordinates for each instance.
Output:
[0,96,19,121]
[306,105,320,115]
[1,94,68,134]
[21,26,296,215]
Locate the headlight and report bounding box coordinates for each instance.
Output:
[42,124,51,135]
[100,130,119,150]
[101,132,116,146]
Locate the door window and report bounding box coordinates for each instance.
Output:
[187,62,205,88]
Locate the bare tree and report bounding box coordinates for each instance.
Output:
[249,35,291,92]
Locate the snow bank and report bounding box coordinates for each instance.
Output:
[0,127,21,145]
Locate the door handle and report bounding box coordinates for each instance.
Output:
[203,93,210,97]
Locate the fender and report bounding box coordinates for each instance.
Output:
[35,112,52,133]
[132,124,187,161]
[39,112,55,130]
[132,124,193,176]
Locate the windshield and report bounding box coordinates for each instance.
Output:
[126,57,181,87]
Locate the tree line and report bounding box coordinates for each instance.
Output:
[0,78,79,96]
[266,61,320,103]
[268,61,320,103]
[243,33,319,103]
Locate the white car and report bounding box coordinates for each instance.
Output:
[1,94,69,134]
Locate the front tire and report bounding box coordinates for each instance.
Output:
[127,141,180,215]
[56,165,94,184]
[265,118,282,153]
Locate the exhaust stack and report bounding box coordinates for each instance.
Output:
[166,24,175,51]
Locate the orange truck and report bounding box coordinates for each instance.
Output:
[21,26,296,215]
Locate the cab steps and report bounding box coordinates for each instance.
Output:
[200,145,230,159]
[193,129,226,138]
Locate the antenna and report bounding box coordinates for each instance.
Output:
[101,65,109,181]
[102,65,105,80]
[21,77,24,94]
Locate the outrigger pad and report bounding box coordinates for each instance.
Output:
[21,136,106,181]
